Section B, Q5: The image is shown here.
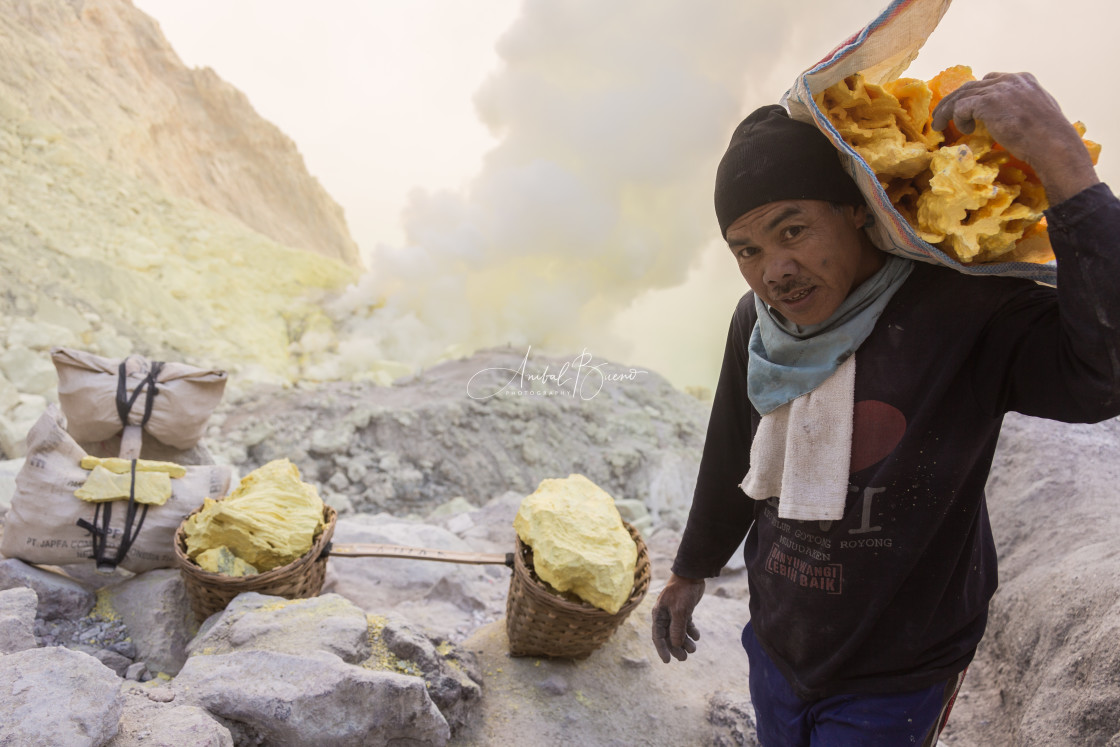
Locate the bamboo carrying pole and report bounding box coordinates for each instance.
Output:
[325,542,514,567]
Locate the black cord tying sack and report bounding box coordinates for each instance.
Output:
[76,361,164,572]
[115,360,164,431]
[75,459,151,573]
[52,348,227,450]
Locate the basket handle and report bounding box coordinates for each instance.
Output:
[324,542,514,567]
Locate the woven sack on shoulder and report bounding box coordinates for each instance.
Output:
[781,0,1058,285]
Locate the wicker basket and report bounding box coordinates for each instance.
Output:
[174,504,337,623]
[505,521,651,659]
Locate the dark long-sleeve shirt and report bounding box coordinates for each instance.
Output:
[672,183,1120,700]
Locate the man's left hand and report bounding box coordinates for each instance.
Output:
[931,72,1099,204]
[651,573,705,663]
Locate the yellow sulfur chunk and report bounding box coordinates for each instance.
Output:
[916,144,999,257]
[74,465,172,505]
[961,186,1038,261]
[817,69,1100,265]
[882,77,943,149]
[194,546,259,577]
[513,474,637,615]
[916,141,1042,262]
[855,129,933,180]
[80,456,187,478]
[183,459,324,572]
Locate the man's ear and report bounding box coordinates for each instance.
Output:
[850,204,869,230]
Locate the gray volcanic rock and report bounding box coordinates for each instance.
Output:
[372,614,483,736]
[323,513,510,641]
[213,348,708,522]
[0,458,18,514]
[0,557,96,619]
[91,647,134,678]
[104,569,197,676]
[0,646,124,745]
[0,586,36,653]
[444,490,523,552]
[179,591,481,741]
[108,685,234,747]
[708,691,761,747]
[173,649,450,746]
[938,414,1120,746]
[187,592,371,664]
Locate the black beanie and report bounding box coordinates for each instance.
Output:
[714,105,864,237]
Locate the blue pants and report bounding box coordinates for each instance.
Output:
[742,623,964,747]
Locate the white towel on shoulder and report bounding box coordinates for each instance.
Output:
[740,354,855,521]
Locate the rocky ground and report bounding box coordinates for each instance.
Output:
[0,350,1118,745]
[208,348,707,523]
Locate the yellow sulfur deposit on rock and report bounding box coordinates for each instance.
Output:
[513,474,637,614]
[362,615,424,677]
[194,546,259,577]
[183,459,324,573]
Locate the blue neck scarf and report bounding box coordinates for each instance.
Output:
[747,254,913,415]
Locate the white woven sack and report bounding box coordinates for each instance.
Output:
[52,348,227,450]
[0,406,232,573]
[781,0,1058,285]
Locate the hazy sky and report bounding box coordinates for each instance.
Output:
[133,0,518,258]
[132,0,1120,390]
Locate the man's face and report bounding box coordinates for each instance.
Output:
[725,199,884,326]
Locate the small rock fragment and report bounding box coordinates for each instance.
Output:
[538,675,570,696]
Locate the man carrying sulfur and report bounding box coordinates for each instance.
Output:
[651,73,1120,746]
